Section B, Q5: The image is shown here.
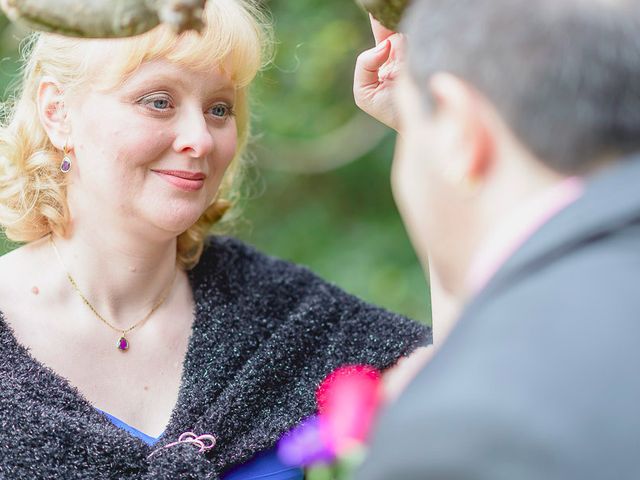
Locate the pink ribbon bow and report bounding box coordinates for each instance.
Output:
[147,432,217,459]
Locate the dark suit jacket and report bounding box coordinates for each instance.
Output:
[357,157,640,479]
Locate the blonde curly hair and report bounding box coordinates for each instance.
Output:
[0,0,272,269]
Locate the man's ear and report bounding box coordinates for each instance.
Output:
[428,72,494,184]
[37,76,72,150]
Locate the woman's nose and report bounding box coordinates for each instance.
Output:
[173,108,215,158]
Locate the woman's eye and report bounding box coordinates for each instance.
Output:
[209,104,233,118]
[139,95,173,111]
[152,99,170,109]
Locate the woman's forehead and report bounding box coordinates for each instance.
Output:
[119,59,237,93]
[80,40,237,92]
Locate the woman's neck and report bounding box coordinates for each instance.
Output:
[49,228,179,331]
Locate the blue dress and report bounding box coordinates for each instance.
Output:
[98,410,303,480]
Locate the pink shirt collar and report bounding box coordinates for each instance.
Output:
[466,177,585,297]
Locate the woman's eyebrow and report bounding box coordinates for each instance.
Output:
[125,72,235,97]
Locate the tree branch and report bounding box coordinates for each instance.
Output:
[0,0,206,37]
[1,0,410,39]
[356,0,409,30]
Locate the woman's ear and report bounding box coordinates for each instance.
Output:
[37,76,72,150]
[428,72,495,186]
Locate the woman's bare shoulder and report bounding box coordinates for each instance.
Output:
[0,239,44,279]
[0,245,27,293]
[0,239,53,318]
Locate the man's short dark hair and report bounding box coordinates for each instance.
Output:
[402,0,640,174]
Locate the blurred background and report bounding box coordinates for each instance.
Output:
[0,0,430,324]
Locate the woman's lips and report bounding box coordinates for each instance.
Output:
[152,169,206,192]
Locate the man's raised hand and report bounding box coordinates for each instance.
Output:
[353,15,405,131]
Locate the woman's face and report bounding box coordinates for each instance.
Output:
[64,57,238,238]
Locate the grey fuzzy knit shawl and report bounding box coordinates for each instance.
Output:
[0,236,430,479]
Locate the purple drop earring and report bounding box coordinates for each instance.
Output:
[60,140,72,173]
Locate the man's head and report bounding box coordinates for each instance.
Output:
[393,0,640,296]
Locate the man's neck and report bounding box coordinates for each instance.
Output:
[465,176,584,298]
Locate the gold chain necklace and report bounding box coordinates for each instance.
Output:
[49,234,176,352]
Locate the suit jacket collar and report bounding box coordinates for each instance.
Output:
[467,154,640,310]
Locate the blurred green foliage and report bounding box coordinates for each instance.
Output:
[0,0,430,324]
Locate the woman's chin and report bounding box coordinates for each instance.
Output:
[145,204,210,236]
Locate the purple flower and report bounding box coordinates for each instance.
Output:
[277,416,336,467]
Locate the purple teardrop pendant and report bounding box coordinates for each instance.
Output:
[60,156,72,173]
[117,336,129,351]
